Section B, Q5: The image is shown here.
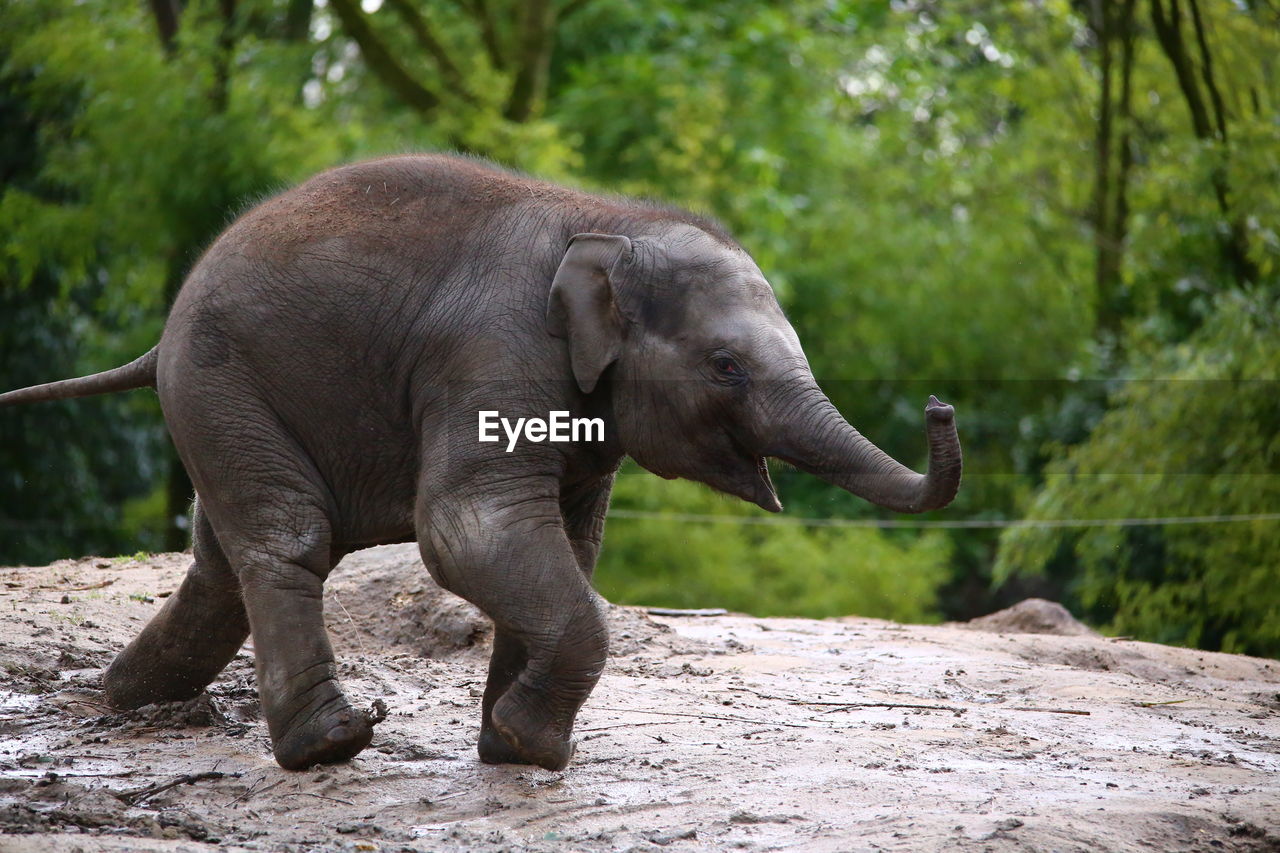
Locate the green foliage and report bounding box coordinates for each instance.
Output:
[0,0,342,560]
[1,0,1277,645]
[996,290,1280,656]
[597,463,950,623]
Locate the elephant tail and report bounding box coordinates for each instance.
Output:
[0,347,158,406]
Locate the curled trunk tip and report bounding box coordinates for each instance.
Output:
[773,393,962,515]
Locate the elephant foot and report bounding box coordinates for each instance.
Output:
[477,724,536,766]
[270,690,387,771]
[103,641,234,710]
[490,688,577,771]
[103,653,198,710]
[102,580,249,711]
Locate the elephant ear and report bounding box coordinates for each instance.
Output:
[547,232,632,394]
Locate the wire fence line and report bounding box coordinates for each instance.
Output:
[2,512,1278,533]
[607,509,1280,530]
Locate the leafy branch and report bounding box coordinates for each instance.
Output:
[326,0,590,122]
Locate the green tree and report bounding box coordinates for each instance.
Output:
[994,0,1280,655]
[995,290,1280,655]
[0,0,338,559]
[2,0,1276,651]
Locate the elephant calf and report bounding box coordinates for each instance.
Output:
[0,155,961,771]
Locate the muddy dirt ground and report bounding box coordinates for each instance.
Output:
[0,544,1277,852]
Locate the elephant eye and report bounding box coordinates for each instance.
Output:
[712,356,745,379]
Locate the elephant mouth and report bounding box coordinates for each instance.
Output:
[636,440,780,513]
[730,433,781,513]
[752,455,782,513]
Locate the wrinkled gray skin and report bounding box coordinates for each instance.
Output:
[0,155,961,771]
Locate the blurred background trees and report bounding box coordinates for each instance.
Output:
[1,0,1276,653]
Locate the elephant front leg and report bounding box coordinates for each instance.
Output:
[474,475,615,765]
[419,485,609,771]
[476,630,530,765]
[560,473,616,579]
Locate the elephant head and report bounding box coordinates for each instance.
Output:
[547,225,961,514]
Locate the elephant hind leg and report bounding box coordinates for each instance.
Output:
[220,497,381,771]
[158,380,380,770]
[103,498,250,709]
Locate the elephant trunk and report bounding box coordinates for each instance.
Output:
[766,389,962,514]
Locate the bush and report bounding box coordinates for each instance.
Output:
[995,291,1280,657]
[596,463,951,623]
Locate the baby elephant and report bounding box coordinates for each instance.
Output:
[0,155,961,771]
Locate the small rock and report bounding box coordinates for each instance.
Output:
[647,828,697,846]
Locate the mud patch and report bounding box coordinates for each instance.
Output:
[82,695,229,731]
[0,545,1277,852]
[0,776,219,842]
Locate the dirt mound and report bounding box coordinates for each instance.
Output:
[962,597,1099,636]
[324,548,492,659]
[323,546,717,663]
[0,545,1277,852]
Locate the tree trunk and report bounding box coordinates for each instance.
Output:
[1097,0,1138,339]
[328,0,442,114]
[1150,0,1257,284]
[211,0,237,111]
[1112,0,1136,304]
[504,0,557,121]
[1186,0,1256,283]
[148,0,182,55]
[1091,0,1118,338]
[466,0,509,71]
[385,0,473,101]
[283,0,312,42]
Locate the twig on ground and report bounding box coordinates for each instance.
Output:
[115,770,238,805]
[330,589,369,657]
[578,720,674,732]
[298,791,355,805]
[23,770,138,779]
[813,701,966,714]
[645,607,728,617]
[43,579,115,592]
[1138,699,1191,708]
[590,705,814,729]
[229,777,284,805]
[59,698,114,713]
[730,687,1082,717]
[1010,706,1092,716]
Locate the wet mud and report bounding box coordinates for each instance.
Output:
[1,545,1277,852]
